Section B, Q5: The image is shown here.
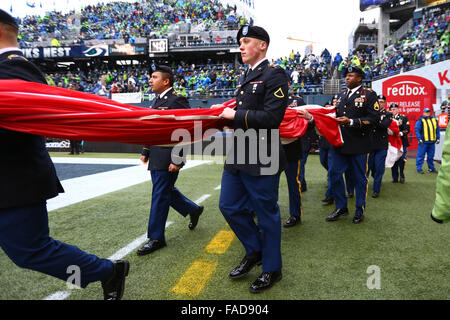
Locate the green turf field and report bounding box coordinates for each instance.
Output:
[0,154,448,300]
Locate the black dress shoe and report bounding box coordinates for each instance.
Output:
[249,271,282,293]
[372,192,379,198]
[392,179,398,183]
[188,205,204,230]
[321,196,334,205]
[347,192,354,198]
[428,169,438,173]
[283,216,301,228]
[136,239,166,256]
[352,214,364,224]
[399,177,405,184]
[325,208,349,221]
[101,260,130,300]
[229,252,262,279]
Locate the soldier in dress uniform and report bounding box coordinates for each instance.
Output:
[367,95,392,198]
[0,9,129,300]
[212,25,288,293]
[389,103,410,183]
[137,65,203,256]
[282,91,306,228]
[319,99,335,205]
[325,66,379,224]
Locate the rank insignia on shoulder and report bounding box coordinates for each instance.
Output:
[374,101,380,111]
[274,88,285,98]
[7,54,27,61]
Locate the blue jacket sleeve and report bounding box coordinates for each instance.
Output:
[415,118,423,141]
[436,120,441,140]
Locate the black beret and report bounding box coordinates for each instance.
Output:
[344,65,364,77]
[237,25,270,45]
[0,9,19,30]
[152,65,173,76]
[378,94,386,100]
[389,103,399,109]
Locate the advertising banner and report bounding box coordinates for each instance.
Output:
[438,113,449,128]
[382,75,437,149]
[108,43,147,56]
[111,92,143,104]
[22,45,109,59]
[372,60,450,149]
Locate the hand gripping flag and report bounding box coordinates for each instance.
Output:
[0,80,344,147]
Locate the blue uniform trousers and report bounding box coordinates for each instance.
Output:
[299,151,309,187]
[319,148,329,170]
[416,143,436,171]
[391,146,407,180]
[0,202,112,288]
[284,160,303,217]
[148,170,199,241]
[368,149,388,193]
[345,169,354,195]
[320,149,333,198]
[329,152,369,215]
[219,169,282,273]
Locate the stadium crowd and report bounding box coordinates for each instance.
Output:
[18,2,447,97]
[17,0,248,44]
[333,7,449,80]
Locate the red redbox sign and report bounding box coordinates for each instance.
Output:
[383,75,437,149]
[438,113,449,128]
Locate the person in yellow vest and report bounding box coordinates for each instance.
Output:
[51,38,60,47]
[415,108,440,174]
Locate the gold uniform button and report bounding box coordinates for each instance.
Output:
[240,91,244,95]
[239,101,243,105]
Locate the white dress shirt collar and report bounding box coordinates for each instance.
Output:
[159,87,173,99]
[250,57,268,71]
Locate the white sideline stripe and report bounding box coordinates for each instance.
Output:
[51,157,142,165]
[214,184,221,190]
[108,221,174,261]
[43,193,212,300]
[47,160,211,212]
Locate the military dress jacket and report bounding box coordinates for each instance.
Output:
[224,59,289,176]
[394,113,410,148]
[141,88,190,171]
[370,108,393,151]
[0,50,64,209]
[332,86,380,155]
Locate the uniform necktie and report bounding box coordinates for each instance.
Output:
[244,68,252,81]
[346,89,352,99]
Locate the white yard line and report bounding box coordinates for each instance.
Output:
[47,160,211,212]
[51,157,142,165]
[43,162,213,300]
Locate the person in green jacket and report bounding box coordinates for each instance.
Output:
[431,125,450,223]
